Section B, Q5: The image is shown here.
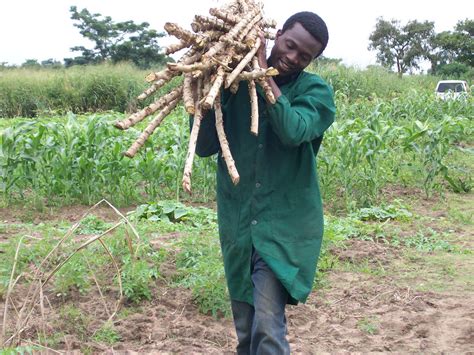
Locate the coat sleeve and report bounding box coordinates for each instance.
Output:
[191,110,220,157]
[265,77,336,147]
[191,88,235,157]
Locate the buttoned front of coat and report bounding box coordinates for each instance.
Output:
[195,70,335,304]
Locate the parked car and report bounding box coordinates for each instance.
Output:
[435,80,470,100]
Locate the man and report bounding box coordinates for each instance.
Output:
[195,11,335,354]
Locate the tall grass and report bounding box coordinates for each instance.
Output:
[312,63,440,100]
[1,62,445,118]
[0,63,178,118]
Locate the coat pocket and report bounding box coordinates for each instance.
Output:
[270,187,322,243]
[217,190,241,245]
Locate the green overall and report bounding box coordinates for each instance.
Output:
[195,70,335,304]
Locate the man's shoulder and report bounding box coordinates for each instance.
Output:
[300,70,329,85]
[296,71,333,95]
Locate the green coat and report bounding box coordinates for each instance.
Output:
[195,70,335,304]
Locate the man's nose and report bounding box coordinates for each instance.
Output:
[286,51,298,65]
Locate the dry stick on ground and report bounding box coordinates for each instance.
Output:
[4,200,135,347]
[85,258,111,319]
[7,221,126,346]
[38,281,46,348]
[13,200,116,339]
[1,236,24,347]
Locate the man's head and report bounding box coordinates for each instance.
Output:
[269,11,329,77]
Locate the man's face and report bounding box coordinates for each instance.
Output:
[269,22,323,77]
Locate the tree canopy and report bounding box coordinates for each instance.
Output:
[65,6,170,69]
[368,18,435,76]
[369,17,473,78]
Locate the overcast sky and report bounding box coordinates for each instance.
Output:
[0,0,471,68]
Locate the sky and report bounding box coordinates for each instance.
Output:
[0,0,472,69]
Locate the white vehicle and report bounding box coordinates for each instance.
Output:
[435,80,470,100]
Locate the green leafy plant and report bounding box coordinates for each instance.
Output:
[357,316,379,335]
[120,256,158,303]
[77,214,111,235]
[135,200,217,226]
[351,202,412,221]
[92,322,121,345]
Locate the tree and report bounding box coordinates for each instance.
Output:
[21,59,41,69]
[41,58,63,69]
[65,6,169,68]
[429,19,473,74]
[368,18,435,76]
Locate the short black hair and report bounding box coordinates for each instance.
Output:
[281,11,329,57]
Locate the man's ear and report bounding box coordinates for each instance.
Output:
[275,29,282,40]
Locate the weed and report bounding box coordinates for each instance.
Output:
[351,201,412,222]
[77,214,111,235]
[172,232,230,318]
[56,304,89,338]
[399,229,457,253]
[54,253,91,296]
[120,256,158,303]
[92,322,121,345]
[37,331,64,348]
[134,200,217,227]
[0,345,39,355]
[357,316,379,335]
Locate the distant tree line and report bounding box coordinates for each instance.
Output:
[368,18,473,77]
[0,6,172,70]
[1,9,472,79]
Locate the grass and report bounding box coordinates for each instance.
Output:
[92,322,121,345]
[357,316,379,335]
[0,63,174,118]
[0,189,472,350]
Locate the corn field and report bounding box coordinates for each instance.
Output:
[1,83,472,211]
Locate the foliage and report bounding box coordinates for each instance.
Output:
[0,346,39,355]
[368,18,435,75]
[135,200,217,226]
[120,256,158,303]
[57,304,90,337]
[0,63,168,118]
[92,323,121,345]
[173,231,230,318]
[351,202,412,221]
[429,19,474,73]
[1,63,472,211]
[66,6,169,69]
[54,253,91,296]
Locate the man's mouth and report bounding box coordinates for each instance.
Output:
[278,59,292,72]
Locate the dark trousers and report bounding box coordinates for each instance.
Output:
[231,249,290,355]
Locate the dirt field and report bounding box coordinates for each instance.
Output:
[1,191,473,353]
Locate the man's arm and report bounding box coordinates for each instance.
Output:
[266,79,335,146]
[191,109,220,157]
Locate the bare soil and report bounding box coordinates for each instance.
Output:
[1,192,473,354]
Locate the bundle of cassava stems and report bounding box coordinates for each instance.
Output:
[114,0,278,193]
